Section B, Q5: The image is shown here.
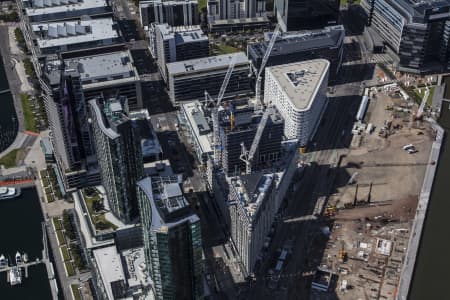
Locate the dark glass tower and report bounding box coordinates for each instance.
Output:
[275,0,340,31]
[137,176,203,300]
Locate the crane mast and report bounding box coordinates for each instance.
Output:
[416,86,430,119]
[205,55,237,166]
[255,24,281,106]
[240,25,281,174]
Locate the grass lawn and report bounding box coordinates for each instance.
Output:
[56,230,65,245]
[84,192,117,231]
[20,93,37,132]
[42,177,50,187]
[216,44,239,54]
[40,169,47,178]
[0,149,19,168]
[64,261,75,277]
[60,245,70,261]
[71,285,82,300]
[52,217,62,231]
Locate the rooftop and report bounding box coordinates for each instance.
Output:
[32,18,119,49]
[155,24,208,44]
[140,0,197,6]
[249,25,344,58]
[266,59,330,111]
[93,246,152,300]
[166,52,249,75]
[230,172,275,219]
[137,176,199,231]
[181,101,213,155]
[209,16,269,25]
[24,0,109,18]
[129,110,162,160]
[93,246,126,300]
[64,50,137,84]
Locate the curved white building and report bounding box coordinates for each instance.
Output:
[264,59,329,146]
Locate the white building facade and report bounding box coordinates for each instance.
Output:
[264,59,329,146]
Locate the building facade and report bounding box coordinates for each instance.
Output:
[139,0,199,27]
[89,98,143,224]
[166,52,252,103]
[274,0,340,32]
[218,102,284,175]
[247,25,344,78]
[19,0,112,23]
[207,0,266,22]
[137,176,203,300]
[228,172,277,275]
[361,0,450,73]
[39,50,142,193]
[152,24,209,81]
[178,101,213,163]
[30,18,122,55]
[264,59,329,145]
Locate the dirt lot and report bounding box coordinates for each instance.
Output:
[313,87,434,300]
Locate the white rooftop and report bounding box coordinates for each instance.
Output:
[155,24,208,44]
[24,0,108,17]
[121,248,152,292]
[32,18,118,49]
[166,52,249,75]
[93,246,126,300]
[181,101,212,155]
[266,59,330,111]
[64,51,137,84]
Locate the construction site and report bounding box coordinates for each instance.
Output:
[309,82,435,300]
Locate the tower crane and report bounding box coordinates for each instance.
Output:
[255,24,281,106]
[240,25,281,174]
[415,86,430,119]
[204,55,237,165]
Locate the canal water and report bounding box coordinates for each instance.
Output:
[408,103,450,299]
[0,188,53,299]
[0,50,19,153]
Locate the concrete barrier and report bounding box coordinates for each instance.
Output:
[396,118,444,300]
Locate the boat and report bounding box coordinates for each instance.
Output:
[15,252,22,265]
[0,187,21,200]
[9,266,22,286]
[0,254,7,268]
[22,253,28,263]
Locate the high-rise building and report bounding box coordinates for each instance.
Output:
[152,24,209,81]
[274,0,340,32]
[41,56,100,190]
[89,98,143,224]
[137,176,203,300]
[139,0,199,27]
[228,172,278,275]
[166,52,252,104]
[247,25,344,78]
[29,18,122,56]
[361,0,450,73]
[217,100,284,175]
[264,59,329,145]
[40,50,142,192]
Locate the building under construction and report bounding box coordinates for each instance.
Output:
[216,99,284,176]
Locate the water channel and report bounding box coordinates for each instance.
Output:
[0,188,53,299]
[408,100,450,299]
